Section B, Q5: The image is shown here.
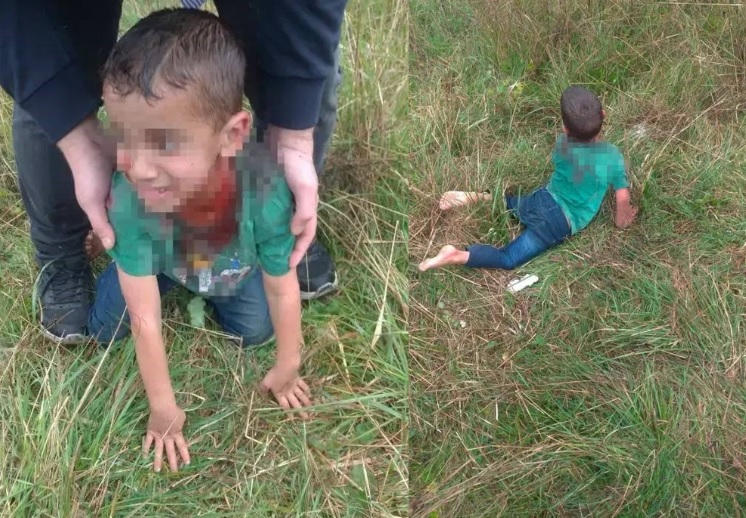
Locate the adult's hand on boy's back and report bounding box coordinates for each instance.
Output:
[268,125,319,267]
[57,115,117,250]
[144,403,191,472]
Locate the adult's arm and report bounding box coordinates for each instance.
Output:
[0,0,101,143]
[254,0,348,263]
[0,0,117,248]
[256,0,348,130]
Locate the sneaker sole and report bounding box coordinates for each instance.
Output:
[40,326,88,345]
[39,304,88,345]
[300,271,340,301]
[39,307,88,345]
[34,260,91,346]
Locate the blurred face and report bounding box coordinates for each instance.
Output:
[103,82,249,213]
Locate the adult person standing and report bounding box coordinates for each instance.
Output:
[0,0,345,343]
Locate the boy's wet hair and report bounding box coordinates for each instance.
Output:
[102,8,245,130]
[560,86,603,141]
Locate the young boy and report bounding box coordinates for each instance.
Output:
[85,9,312,472]
[419,85,639,272]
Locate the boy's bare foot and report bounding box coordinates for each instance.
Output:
[85,231,106,260]
[418,245,470,271]
[439,191,491,211]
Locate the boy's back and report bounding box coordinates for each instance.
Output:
[546,134,629,234]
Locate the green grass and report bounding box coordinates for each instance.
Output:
[0,0,407,516]
[410,0,746,516]
[5,0,746,515]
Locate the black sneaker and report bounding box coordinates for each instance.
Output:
[36,257,92,344]
[297,240,339,300]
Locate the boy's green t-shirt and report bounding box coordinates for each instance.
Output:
[546,134,629,234]
[106,142,295,298]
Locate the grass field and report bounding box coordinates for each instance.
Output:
[0,0,408,516]
[410,0,746,516]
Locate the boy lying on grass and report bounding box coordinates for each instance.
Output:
[419,86,639,272]
[85,9,312,472]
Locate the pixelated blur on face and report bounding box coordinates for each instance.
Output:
[102,83,222,213]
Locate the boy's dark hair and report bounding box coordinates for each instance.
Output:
[102,8,245,130]
[560,86,603,141]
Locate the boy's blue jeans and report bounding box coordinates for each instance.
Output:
[466,187,572,270]
[87,263,274,347]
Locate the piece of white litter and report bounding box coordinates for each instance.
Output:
[507,274,539,294]
[632,123,649,138]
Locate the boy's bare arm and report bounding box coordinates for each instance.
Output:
[264,271,302,368]
[614,188,638,229]
[118,268,176,409]
[261,270,312,416]
[118,267,190,472]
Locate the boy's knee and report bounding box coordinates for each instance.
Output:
[223,315,274,348]
[232,326,275,347]
[87,324,130,346]
[87,314,131,346]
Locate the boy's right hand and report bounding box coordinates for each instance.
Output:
[144,403,191,472]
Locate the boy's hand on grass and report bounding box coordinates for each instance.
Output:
[614,188,638,230]
[615,204,639,229]
[260,363,312,419]
[144,404,190,473]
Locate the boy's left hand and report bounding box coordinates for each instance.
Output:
[260,364,312,419]
[615,204,639,229]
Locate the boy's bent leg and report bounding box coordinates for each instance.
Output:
[505,193,519,217]
[505,188,548,227]
[87,263,131,344]
[465,228,553,270]
[208,269,274,348]
[87,263,177,345]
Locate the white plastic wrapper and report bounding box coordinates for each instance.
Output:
[507,274,539,294]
